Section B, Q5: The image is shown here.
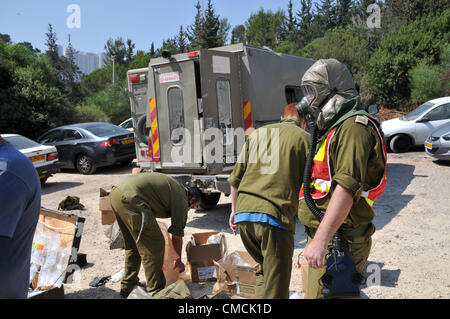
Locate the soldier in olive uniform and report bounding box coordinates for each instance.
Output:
[109,171,201,298]
[297,59,387,299]
[228,103,310,299]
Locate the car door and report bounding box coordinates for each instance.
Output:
[415,103,450,144]
[57,129,85,167]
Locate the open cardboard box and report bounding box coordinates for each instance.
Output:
[213,251,259,299]
[185,232,226,282]
[99,188,116,225]
[28,207,85,299]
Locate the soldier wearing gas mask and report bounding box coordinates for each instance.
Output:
[296,59,387,299]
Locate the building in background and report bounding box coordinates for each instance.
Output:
[57,45,106,75]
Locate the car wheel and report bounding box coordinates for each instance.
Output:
[198,192,221,210]
[390,134,412,153]
[76,154,96,175]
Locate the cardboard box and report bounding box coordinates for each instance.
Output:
[297,250,308,296]
[213,251,259,299]
[28,207,85,299]
[99,188,116,225]
[185,232,225,282]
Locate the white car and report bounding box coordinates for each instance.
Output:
[381,97,450,152]
[118,118,134,132]
[1,134,61,185]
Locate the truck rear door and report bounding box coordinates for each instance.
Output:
[199,50,243,173]
[152,59,203,169]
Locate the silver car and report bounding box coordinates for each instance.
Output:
[425,123,450,161]
[382,97,450,152]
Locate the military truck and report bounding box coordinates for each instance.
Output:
[127,43,314,209]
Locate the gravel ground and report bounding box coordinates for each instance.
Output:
[39,150,450,299]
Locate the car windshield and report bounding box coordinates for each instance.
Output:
[403,102,435,121]
[84,123,129,137]
[3,135,41,150]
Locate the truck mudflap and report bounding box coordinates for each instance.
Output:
[167,174,231,195]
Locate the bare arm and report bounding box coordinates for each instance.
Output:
[229,185,238,235]
[303,184,354,269]
[171,234,185,272]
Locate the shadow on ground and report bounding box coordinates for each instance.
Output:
[372,162,416,231]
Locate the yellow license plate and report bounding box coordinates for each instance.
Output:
[122,138,134,144]
[425,142,432,150]
[30,154,45,162]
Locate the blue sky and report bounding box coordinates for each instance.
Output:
[0,0,300,54]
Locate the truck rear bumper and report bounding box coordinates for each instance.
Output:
[167,174,231,194]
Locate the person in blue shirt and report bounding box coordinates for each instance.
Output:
[228,104,309,298]
[0,135,41,299]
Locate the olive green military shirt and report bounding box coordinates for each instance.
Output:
[228,118,310,233]
[113,172,189,237]
[298,116,386,230]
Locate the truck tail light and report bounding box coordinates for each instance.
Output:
[46,152,58,161]
[129,74,140,83]
[187,51,198,58]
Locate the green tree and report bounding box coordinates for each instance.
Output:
[231,25,246,44]
[187,0,204,49]
[245,8,286,48]
[45,24,60,70]
[295,0,314,47]
[104,37,127,66]
[0,40,75,139]
[0,33,11,44]
[128,50,151,70]
[85,80,130,124]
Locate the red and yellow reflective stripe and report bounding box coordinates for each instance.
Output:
[243,101,253,139]
[149,98,160,162]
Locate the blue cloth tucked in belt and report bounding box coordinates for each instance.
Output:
[234,212,287,230]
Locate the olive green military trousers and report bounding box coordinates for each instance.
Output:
[109,187,166,294]
[304,223,375,299]
[238,222,294,299]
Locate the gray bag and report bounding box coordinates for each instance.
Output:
[104,221,125,250]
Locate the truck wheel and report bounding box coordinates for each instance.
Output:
[199,192,221,210]
[390,134,411,153]
[76,154,96,175]
[136,115,150,145]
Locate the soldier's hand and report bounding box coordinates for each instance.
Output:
[303,239,328,269]
[174,258,185,273]
[229,211,238,235]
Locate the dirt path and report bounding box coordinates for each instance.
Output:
[40,152,450,299]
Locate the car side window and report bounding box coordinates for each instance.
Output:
[39,130,62,144]
[62,129,83,141]
[427,103,450,121]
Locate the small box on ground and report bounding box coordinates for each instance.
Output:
[99,188,116,225]
[213,250,259,299]
[28,207,85,299]
[185,232,226,282]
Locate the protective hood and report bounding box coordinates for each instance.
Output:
[301,59,358,131]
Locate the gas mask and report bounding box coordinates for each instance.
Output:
[296,59,358,133]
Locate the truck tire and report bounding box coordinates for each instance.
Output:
[199,192,221,210]
[390,134,411,153]
[136,115,150,145]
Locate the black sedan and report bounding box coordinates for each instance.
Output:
[37,122,136,174]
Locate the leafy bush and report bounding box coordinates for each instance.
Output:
[74,104,111,123]
[365,9,450,109]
